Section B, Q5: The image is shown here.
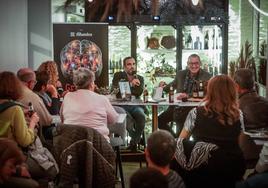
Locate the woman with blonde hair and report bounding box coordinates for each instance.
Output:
[172,75,246,188]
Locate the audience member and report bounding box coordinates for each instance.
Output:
[112,56,146,151]
[17,68,53,129]
[0,71,57,183]
[145,130,185,188]
[130,167,168,188]
[234,68,268,129]
[158,54,211,136]
[61,68,119,142]
[236,143,268,188]
[0,71,39,147]
[172,75,246,188]
[33,71,60,115]
[0,138,39,188]
[37,60,61,89]
[234,68,268,167]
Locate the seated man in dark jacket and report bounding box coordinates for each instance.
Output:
[158,54,212,136]
[234,68,268,129]
[112,56,146,151]
[234,68,268,166]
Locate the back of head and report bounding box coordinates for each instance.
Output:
[37,61,59,87]
[147,130,176,167]
[17,68,35,83]
[0,71,22,100]
[33,71,50,92]
[233,68,254,90]
[0,138,24,168]
[73,68,95,89]
[205,75,239,125]
[130,167,168,188]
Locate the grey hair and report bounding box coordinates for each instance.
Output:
[187,54,202,65]
[73,68,95,89]
[234,68,254,90]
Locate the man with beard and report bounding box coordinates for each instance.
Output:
[112,57,146,152]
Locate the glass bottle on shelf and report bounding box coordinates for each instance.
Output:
[204,31,209,50]
[212,29,215,49]
[185,33,193,49]
[194,36,202,50]
[109,58,114,74]
[118,57,122,72]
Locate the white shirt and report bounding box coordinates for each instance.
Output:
[61,89,119,142]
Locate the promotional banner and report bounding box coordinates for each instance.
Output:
[53,23,108,90]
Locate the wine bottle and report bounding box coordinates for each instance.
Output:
[169,86,174,103]
[198,81,204,98]
[192,81,198,98]
[143,84,149,103]
[28,102,34,117]
[57,87,64,102]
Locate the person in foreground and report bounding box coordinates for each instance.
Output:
[130,167,168,188]
[234,68,268,167]
[112,56,146,151]
[158,54,211,136]
[0,138,39,188]
[172,75,246,188]
[61,67,119,142]
[234,68,268,129]
[0,71,39,148]
[236,143,268,188]
[145,130,185,188]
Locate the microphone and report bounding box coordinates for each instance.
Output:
[132,71,137,78]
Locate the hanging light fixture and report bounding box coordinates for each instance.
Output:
[248,0,268,16]
[191,0,199,6]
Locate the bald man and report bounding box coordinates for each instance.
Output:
[17,68,53,130]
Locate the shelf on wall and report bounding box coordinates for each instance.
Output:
[182,49,222,52]
[138,48,176,53]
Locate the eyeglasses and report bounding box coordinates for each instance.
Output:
[188,62,200,66]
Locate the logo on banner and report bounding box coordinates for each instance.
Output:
[70,32,93,37]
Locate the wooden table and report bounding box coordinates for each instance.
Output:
[111,98,203,131]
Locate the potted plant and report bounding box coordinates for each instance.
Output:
[229,40,257,81]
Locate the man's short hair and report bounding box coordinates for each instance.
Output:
[187,54,201,65]
[17,68,35,83]
[73,68,95,89]
[234,68,254,90]
[130,167,168,188]
[147,130,176,167]
[123,56,134,66]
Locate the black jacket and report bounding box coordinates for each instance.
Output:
[164,69,212,93]
[239,91,268,129]
[112,71,144,98]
